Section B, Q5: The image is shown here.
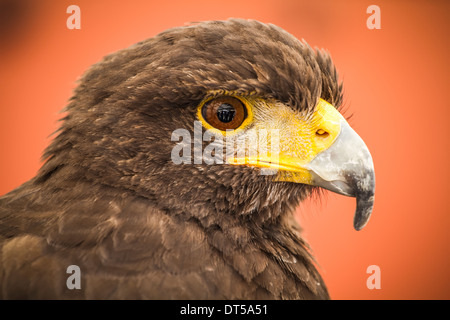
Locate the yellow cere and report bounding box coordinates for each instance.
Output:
[224,97,345,185]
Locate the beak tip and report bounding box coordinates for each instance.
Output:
[353,195,375,231]
[354,221,367,231]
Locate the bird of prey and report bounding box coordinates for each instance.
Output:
[0,19,375,299]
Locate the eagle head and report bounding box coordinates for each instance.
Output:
[42,19,374,230]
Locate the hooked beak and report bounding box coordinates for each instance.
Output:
[306,120,375,230]
[229,98,375,230]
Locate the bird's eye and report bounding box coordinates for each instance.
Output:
[201,96,247,131]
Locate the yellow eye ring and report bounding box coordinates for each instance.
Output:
[197,94,254,136]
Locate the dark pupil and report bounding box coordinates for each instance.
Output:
[216,104,235,123]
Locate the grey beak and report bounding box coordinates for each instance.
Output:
[306,121,375,230]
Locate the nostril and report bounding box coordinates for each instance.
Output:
[316,129,330,138]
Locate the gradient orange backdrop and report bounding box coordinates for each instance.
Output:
[0,0,449,300]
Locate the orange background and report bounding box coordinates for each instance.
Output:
[0,0,449,299]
